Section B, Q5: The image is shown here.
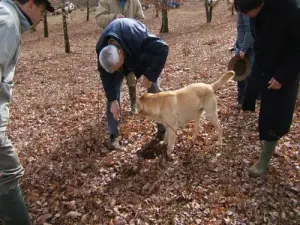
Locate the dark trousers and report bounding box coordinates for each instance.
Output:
[0,185,31,225]
[0,132,31,225]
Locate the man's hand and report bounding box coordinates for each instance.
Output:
[239,50,245,59]
[115,14,124,19]
[111,100,120,120]
[268,77,282,90]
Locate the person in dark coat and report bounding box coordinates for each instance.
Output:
[234,0,300,177]
[96,18,168,150]
[235,11,254,107]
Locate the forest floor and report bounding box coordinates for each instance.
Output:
[11,1,299,224]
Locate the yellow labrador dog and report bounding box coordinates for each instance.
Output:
[137,71,235,159]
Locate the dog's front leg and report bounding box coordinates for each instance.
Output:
[166,129,177,160]
[207,112,223,146]
[163,128,169,145]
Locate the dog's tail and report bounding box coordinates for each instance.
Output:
[211,70,235,91]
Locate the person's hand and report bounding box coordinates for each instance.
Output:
[239,50,245,59]
[268,77,282,90]
[111,100,120,120]
[115,14,124,19]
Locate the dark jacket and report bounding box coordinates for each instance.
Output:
[96,18,168,102]
[250,0,300,85]
[243,0,300,140]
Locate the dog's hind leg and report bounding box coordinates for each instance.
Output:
[206,111,223,145]
[192,109,204,142]
[166,130,177,160]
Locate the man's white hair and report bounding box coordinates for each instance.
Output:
[99,45,120,73]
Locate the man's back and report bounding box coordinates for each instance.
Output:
[95,0,144,29]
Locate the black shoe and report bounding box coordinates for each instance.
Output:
[108,134,120,150]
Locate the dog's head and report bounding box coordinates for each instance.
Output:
[137,93,153,115]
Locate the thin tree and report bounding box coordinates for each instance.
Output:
[43,11,49,37]
[204,0,220,23]
[61,0,71,53]
[160,0,168,33]
[205,0,213,23]
[87,0,90,21]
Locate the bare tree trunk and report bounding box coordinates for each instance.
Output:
[43,12,49,37]
[62,0,71,53]
[160,0,168,33]
[87,0,90,21]
[205,0,213,23]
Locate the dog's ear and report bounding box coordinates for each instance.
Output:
[139,93,151,101]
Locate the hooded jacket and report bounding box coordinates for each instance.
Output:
[0,0,32,131]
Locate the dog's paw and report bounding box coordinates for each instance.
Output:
[216,140,223,147]
[159,141,168,146]
[165,152,174,161]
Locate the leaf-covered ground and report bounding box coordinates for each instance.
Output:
[10,1,299,224]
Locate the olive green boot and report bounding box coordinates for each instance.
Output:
[129,86,138,114]
[249,141,278,178]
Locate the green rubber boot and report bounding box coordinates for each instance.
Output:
[129,86,138,114]
[249,140,278,178]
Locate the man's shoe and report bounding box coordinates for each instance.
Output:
[108,135,120,150]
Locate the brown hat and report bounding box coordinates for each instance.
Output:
[227,55,250,81]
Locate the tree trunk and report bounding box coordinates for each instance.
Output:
[87,0,90,21]
[160,0,168,33]
[62,1,71,53]
[205,0,213,23]
[43,12,49,37]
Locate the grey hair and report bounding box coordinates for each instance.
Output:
[99,45,120,73]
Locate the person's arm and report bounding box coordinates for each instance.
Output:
[134,0,145,23]
[99,66,118,102]
[0,17,18,82]
[95,0,117,29]
[235,12,244,51]
[240,14,253,53]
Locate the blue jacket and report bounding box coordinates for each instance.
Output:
[96,18,168,102]
[235,12,253,54]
